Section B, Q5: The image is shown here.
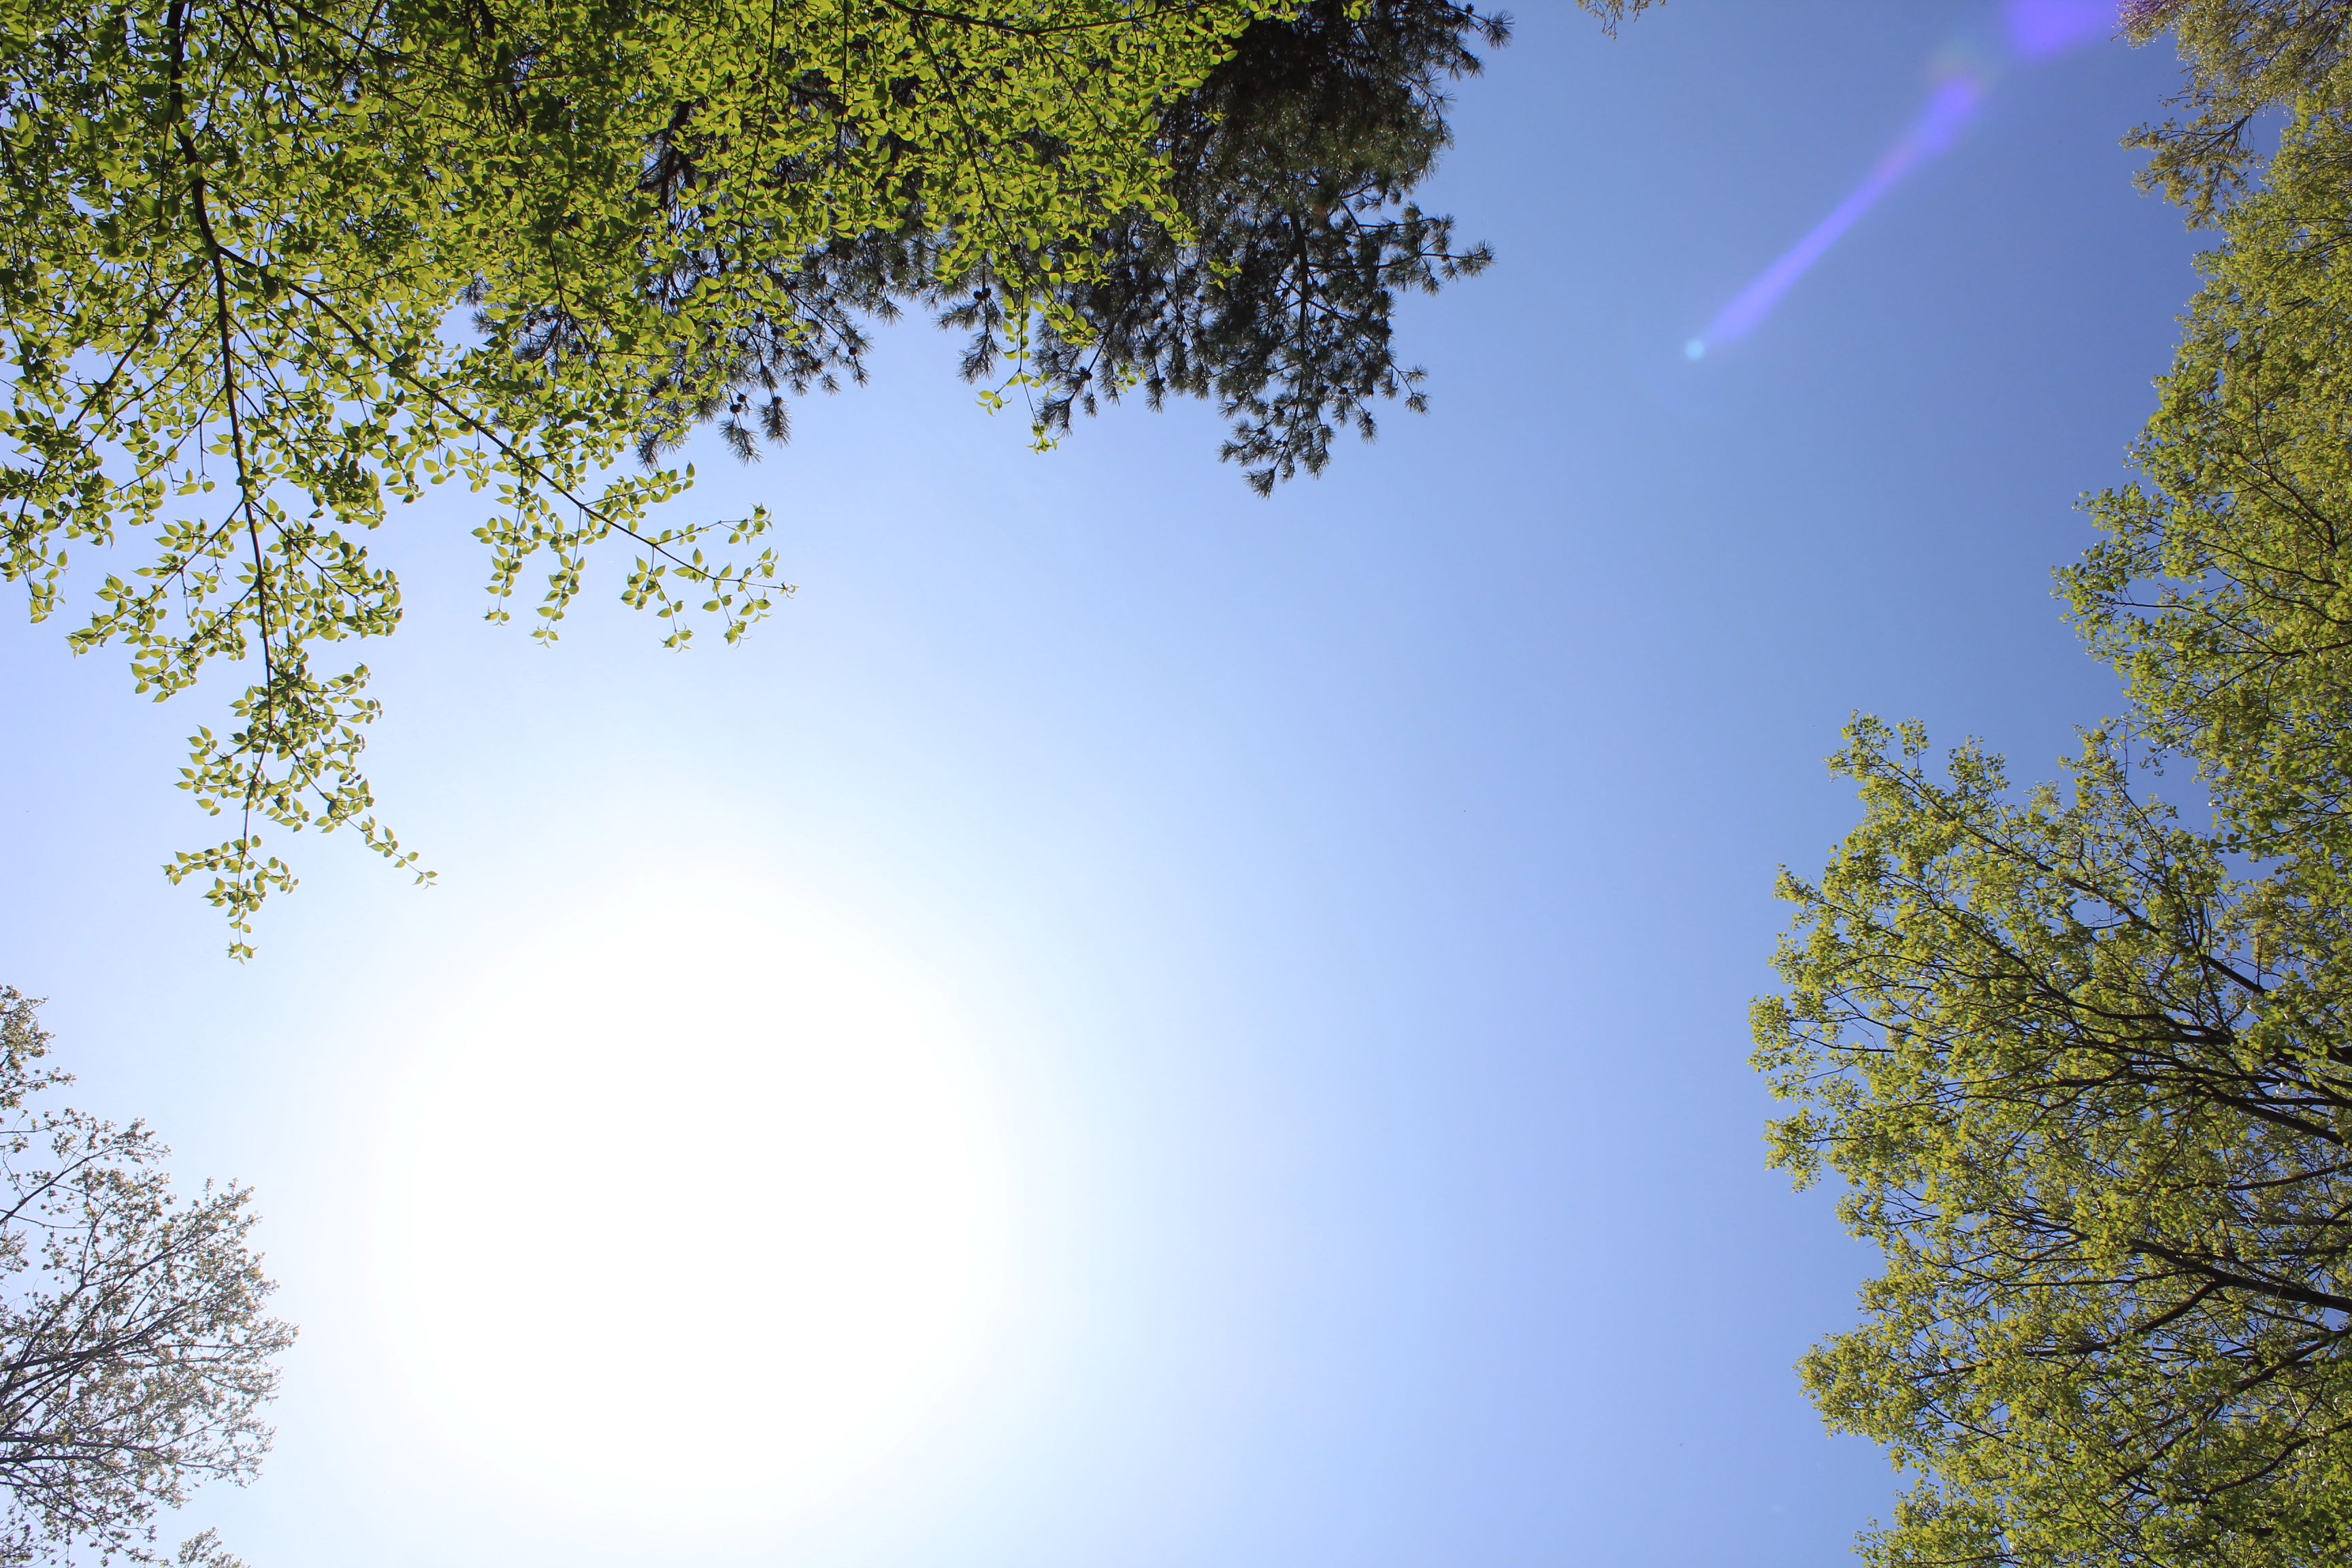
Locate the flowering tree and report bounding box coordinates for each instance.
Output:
[0,990,291,1566]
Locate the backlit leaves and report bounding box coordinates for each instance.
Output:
[1,0,1280,951]
[1758,88,2352,1568]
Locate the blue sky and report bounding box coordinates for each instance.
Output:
[0,4,2202,1565]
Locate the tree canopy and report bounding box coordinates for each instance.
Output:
[0,989,291,1568]
[1758,721,2352,1567]
[2067,84,2352,873]
[2127,0,2352,218]
[0,0,1623,952]
[1756,33,2352,1568]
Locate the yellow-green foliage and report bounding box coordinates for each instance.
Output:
[1761,63,2352,1568]
[2070,91,2352,877]
[0,0,1279,951]
[1759,720,2352,1567]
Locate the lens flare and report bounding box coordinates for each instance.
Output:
[2005,0,2118,59]
[1684,0,2123,360]
[1697,75,1984,355]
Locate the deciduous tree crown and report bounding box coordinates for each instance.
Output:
[3,1,1614,951]
[1759,10,2352,1561]
[0,988,291,1568]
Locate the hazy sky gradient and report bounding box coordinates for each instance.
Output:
[0,5,2201,1565]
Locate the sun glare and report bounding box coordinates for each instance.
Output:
[369,879,1009,1522]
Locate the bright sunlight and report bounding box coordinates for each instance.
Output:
[369,876,1011,1522]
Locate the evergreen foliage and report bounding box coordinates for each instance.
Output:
[0,1,1639,949]
[1002,0,1515,495]
[663,1,1534,495]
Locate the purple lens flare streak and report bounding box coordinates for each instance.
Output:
[2008,0,2122,59]
[1691,76,1984,357]
[1684,0,2121,361]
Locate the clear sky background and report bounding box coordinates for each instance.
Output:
[0,4,2206,1565]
